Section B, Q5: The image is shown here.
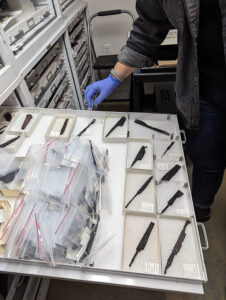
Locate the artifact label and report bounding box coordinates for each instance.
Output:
[183,264,201,279]
[50,130,60,137]
[140,202,154,213]
[144,262,159,274]
[157,162,169,171]
[0,209,4,223]
[176,208,189,217]
[140,163,152,170]
[169,154,180,161]
[66,249,79,261]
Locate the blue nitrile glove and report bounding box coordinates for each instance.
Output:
[85,74,120,108]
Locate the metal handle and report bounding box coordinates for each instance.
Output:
[197,222,209,251]
[97,9,122,16]
[180,130,187,144]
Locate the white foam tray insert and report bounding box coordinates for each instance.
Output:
[122,213,160,274]
[127,139,153,170]
[155,161,186,183]
[124,169,156,214]
[102,114,128,143]
[153,140,182,161]
[159,217,205,280]
[156,182,193,217]
[45,114,76,142]
[6,109,41,137]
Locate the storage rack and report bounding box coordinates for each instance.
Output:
[58,0,77,14]
[0,0,56,55]
[23,37,80,109]
[64,5,91,109]
[0,0,89,110]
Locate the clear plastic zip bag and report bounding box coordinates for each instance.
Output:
[16,140,67,185]
[63,137,94,169]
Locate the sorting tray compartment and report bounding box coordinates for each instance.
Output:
[158,216,206,281]
[73,117,97,137]
[45,113,76,141]
[153,139,182,162]
[129,116,177,140]
[156,181,193,217]
[123,169,156,214]
[126,138,153,170]
[102,114,129,143]
[122,213,160,275]
[0,132,25,153]
[6,109,41,137]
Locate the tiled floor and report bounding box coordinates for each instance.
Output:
[47,169,226,300]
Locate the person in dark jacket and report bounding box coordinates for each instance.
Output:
[85,0,226,222]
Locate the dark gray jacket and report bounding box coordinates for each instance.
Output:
[118,0,226,128]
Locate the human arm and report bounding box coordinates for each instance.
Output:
[85,0,173,107]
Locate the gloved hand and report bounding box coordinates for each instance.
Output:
[85,74,121,108]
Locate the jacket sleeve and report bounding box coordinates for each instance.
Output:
[118,0,173,68]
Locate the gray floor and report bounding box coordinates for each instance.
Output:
[47,167,226,300]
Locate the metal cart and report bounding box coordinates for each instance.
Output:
[87,9,135,82]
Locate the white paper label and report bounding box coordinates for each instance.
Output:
[140,202,154,213]
[50,130,60,137]
[139,163,152,170]
[157,162,169,171]
[176,208,189,217]
[183,264,201,279]
[169,154,180,161]
[0,209,4,223]
[144,262,159,274]
[66,249,79,261]
[48,203,59,211]
[116,133,127,138]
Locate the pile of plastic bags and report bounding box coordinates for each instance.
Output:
[0,137,108,266]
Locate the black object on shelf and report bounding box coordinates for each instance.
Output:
[159,164,181,183]
[78,119,96,137]
[105,116,126,137]
[129,222,155,267]
[160,190,184,214]
[164,220,191,274]
[130,145,147,168]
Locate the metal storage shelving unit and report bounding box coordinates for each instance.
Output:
[0,28,20,104]
[0,0,89,110]
[21,36,81,109]
[63,2,91,109]
[0,0,56,55]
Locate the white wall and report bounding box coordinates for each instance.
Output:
[86,0,137,56]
